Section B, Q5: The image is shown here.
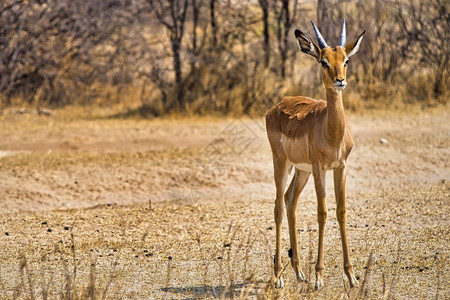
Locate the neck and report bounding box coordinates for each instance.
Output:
[325,87,346,145]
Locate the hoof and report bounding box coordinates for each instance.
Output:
[297,270,307,283]
[275,276,284,289]
[314,278,324,291]
[349,274,359,288]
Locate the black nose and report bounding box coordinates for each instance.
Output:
[336,78,344,83]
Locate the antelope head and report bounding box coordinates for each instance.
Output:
[295,20,365,92]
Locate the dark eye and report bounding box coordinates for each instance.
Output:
[320,60,329,68]
[344,59,350,66]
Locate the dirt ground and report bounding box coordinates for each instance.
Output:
[0,106,449,299]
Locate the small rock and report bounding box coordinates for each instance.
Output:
[267,227,273,230]
[47,228,52,232]
[224,243,231,248]
[441,179,446,184]
[5,232,9,236]
[380,138,388,144]
[145,253,153,257]
[168,256,172,260]
[64,226,70,230]
[217,256,223,260]
[42,221,47,225]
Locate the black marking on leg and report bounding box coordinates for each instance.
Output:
[288,248,293,258]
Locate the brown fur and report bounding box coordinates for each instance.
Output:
[266,96,327,139]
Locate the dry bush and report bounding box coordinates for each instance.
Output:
[0,0,448,114]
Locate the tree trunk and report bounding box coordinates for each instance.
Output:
[316,0,331,37]
[147,0,188,110]
[280,0,289,79]
[259,0,270,68]
[172,39,183,108]
[191,0,199,72]
[210,0,217,47]
[433,63,446,97]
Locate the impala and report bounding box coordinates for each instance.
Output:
[265,20,365,290]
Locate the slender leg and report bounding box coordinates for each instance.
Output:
[284,169,310,282]
[334,164,358,287]
[312,163,327,290]
[273,156,289,288]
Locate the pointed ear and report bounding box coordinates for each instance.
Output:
[295,29,321,62]
[345,30,366,58]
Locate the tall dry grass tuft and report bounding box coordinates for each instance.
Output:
[56,232,106,300]
[357,251,374,299]
[434,270,441,300]
[386,241,402,300]
[13,253,35,300]
[60,233,78,300]
[85,258,97,300]
[164,253,173,296]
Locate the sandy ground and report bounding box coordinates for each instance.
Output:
[0,109,448,213]
[0,107,449,298]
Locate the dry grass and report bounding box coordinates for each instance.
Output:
[1,183,448,299]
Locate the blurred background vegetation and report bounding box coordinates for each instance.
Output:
[0,0,448,116]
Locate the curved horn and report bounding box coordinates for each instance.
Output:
[310,21,328,49]
[338,18,346,46]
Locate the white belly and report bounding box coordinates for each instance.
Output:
[292,161,342,172]
[293,163,312,172]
